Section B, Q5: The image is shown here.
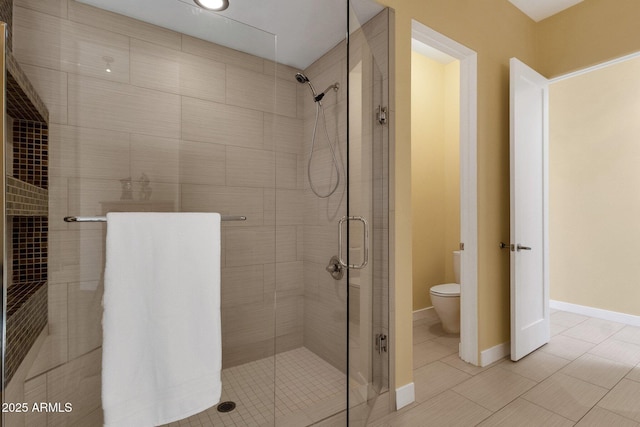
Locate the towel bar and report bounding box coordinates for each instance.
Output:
[64,215,246,222]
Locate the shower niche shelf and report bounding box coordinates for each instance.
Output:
[3,44,50,387]
[6,49,49,123]
[6,176,48,216]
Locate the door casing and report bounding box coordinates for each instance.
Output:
[411,20,479,365]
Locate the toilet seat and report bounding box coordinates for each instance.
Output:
[430,283,460,297]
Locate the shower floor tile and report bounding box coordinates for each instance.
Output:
[164,347,346,427]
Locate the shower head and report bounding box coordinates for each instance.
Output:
[294,72,339,103]
[295,72,310,84]
[295,72,318,99]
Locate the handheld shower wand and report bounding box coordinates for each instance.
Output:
[295,72,342,198]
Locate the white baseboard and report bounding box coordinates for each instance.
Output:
[395,382,415,410]
[480,341,510,367]
[551,300,640,327]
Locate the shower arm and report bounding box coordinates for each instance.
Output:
[314,83,340,103]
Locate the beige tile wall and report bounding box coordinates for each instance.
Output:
[11,0,388,424]
[300,10,389,384]
[12,0,304,422]
[299,34,349,372]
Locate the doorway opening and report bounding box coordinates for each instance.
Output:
[411,21,478,365]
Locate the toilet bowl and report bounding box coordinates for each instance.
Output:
[430,283,460,334]
[429,251,461,334]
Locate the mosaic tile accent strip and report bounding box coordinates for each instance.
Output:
[6,176,48,216]
[0,0,12,51]
[6,50,49,123]
[4,282,48,387]
[13,120,49,189]
[11,216,48,284]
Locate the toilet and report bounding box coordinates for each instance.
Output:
[430,251,461,334]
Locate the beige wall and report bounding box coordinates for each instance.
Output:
[411,52,459,310]
[537,0,640,78]
[378,0,537,389]
[381,0,640,392]
[550,55,640,316]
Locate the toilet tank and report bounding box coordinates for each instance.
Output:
[453,251,461,283]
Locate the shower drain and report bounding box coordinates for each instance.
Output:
[216,401,236,413]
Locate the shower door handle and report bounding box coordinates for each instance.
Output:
[338,216,369,269]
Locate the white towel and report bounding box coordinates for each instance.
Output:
[102,212,221,426]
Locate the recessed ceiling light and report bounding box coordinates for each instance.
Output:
[194,0,229,11]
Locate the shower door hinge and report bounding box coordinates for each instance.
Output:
[376,106,388,125]
[376,334,388,354]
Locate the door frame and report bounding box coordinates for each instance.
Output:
[411,20,479,365]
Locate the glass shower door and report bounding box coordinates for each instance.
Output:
[1,0,391,425]
[347,5,390,426]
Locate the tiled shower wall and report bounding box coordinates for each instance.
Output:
[3,5,52,412]
[9,1,388,424]
[300,10,389,378]
[12,0,304,423]
[300,40,349,371]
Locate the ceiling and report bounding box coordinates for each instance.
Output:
[508,0,584,22]
[76,0,583,69]
[76,0,384,69]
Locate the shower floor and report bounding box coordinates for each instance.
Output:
[164,347,346,427]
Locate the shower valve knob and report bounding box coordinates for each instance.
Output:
[326,255,344,280]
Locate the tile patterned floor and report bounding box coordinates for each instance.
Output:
[164,347,346,427]
[369,310,640,426]
[75,311,640,426]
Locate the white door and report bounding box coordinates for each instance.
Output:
[510,58,550,361]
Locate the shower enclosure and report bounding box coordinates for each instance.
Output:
[1,0,390,425]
